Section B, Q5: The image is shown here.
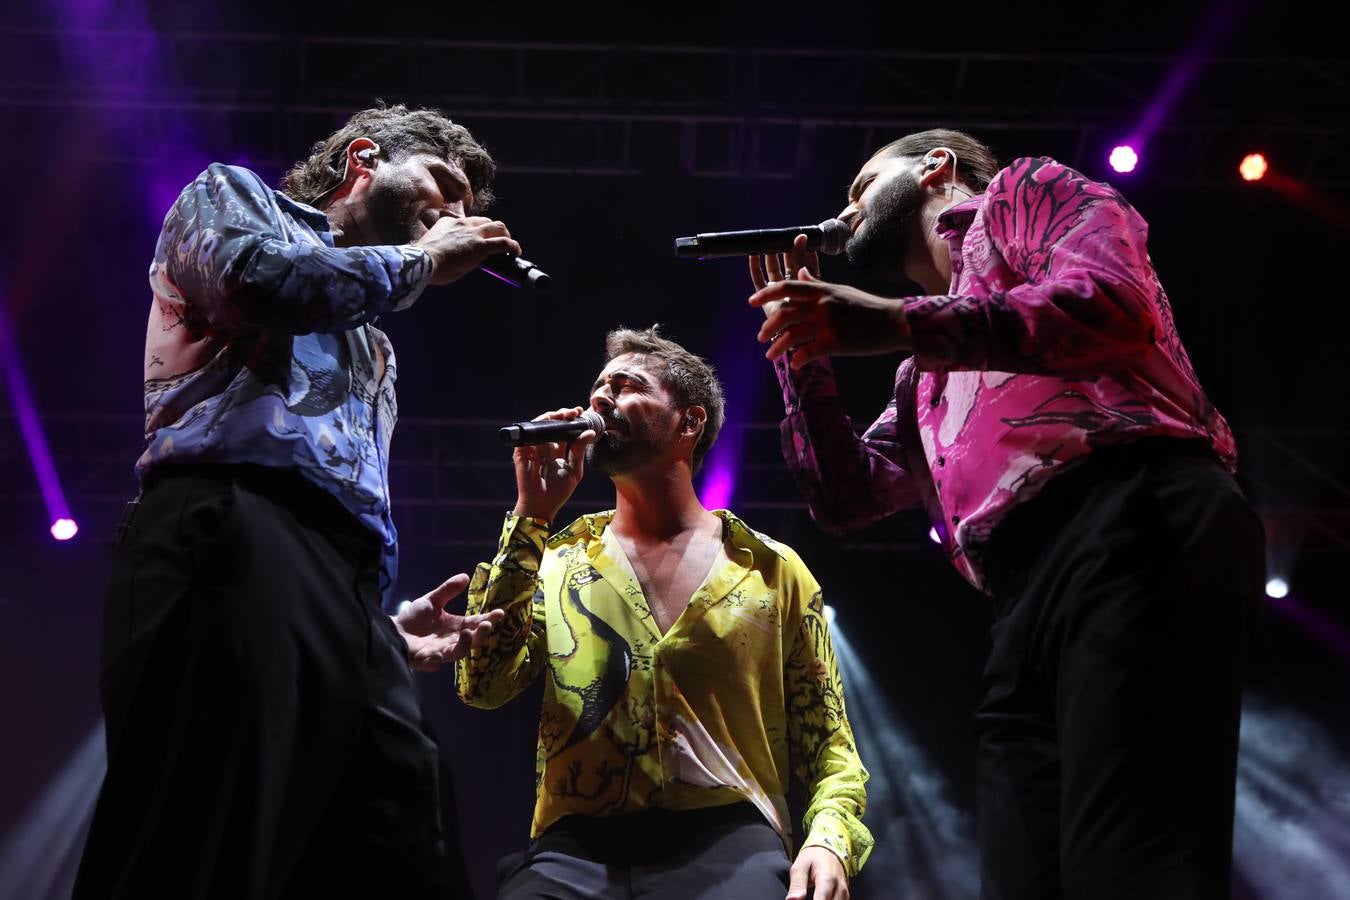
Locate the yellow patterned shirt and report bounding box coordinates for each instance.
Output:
[456,509,873,876]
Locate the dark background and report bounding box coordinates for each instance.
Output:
[2,1,1347,898]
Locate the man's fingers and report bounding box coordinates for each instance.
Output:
[533,406,582,422]
[757,303,816,343]
[764,327,814,362]
[784,859,810,900]
[748,255,767,291]
[765,252,785,282]
[459,610,502,632]
[481,236,522,258]
[469,620,495,650]
[788,233,820,278]
[748,279,826,308]
[426,573,471,612]
[812,871,842,900]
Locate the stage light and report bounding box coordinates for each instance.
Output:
[2,298,76,545]
[50,518,78,541]
[824,604,837,624]
[1240,153,1268,182]
[830,624,980,896]
[1265,577,1289,599]
[1234,699,1350,897]
[0,725,107,900]
[1109,145,1139,174]
[928,527,940,544]
[699,463,735,511]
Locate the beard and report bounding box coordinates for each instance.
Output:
[362,173,423,245]
[587,408,670,476]
[845,170,924,276]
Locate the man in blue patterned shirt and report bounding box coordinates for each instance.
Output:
[74,104,510,899]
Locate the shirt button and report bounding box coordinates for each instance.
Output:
[952,515,961,525]
[931,395,942,407]
[937,456,946,467]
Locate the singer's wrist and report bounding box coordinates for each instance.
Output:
[512,501,555,525]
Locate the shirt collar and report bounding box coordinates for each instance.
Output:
[934,194,983,241]
[273,189,333,233]
[551,508,779,563]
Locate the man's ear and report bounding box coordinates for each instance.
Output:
[346,137,381,177]
[918,147,957,192]
[683,406,707,435]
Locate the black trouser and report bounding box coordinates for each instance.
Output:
[73,465,469,900]
[496,803,790,899]
[975,440,1266,900]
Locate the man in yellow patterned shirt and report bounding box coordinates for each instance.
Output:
[455,327,872,899]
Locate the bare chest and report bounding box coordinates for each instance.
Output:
[621,534,722,635]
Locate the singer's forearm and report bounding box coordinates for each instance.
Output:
[162,164,433,336]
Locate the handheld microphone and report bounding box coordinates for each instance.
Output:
[499,409,606,446]
[481,255,551,290]
[673,218,850,259]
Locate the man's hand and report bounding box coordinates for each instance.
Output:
[749,271,911,369]
[786,846,849,900]
[748,232,821,319]
[391,574,506,672]
[512,407,598,525]
[415,215,523,285]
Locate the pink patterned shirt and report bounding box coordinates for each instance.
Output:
[776,157,1236,591]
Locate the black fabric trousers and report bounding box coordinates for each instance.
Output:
[496,803,791,899]
[73,465,470,900]
[975,440,1266,900]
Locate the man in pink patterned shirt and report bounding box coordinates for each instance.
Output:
[748,129,1265,899]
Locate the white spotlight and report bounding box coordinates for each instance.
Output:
[824,604,837,624]
[1265,578,1289,600]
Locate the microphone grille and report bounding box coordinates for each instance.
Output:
[817,218,850,256]
[580,409,607,434]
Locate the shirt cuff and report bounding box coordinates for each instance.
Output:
[387,246,436,313]
[498,512,550,562]
[801,813,863,878]
[773,355,839,416]
[902,293,975,373]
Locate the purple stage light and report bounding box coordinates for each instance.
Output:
[1109,145,1139,174]
[1,296,76,540]
[51,519,79,541]
[699,461,736,511]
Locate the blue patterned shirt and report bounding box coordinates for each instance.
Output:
[138,164,436,597]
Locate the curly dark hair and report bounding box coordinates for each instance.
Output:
[280,102,496,211]
[603,325,725,475]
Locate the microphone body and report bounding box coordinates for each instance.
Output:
[500,409,606,446]
[674,219,850,259]
[481,255,551,290]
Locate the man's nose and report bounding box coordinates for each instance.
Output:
[590,389,614,414]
